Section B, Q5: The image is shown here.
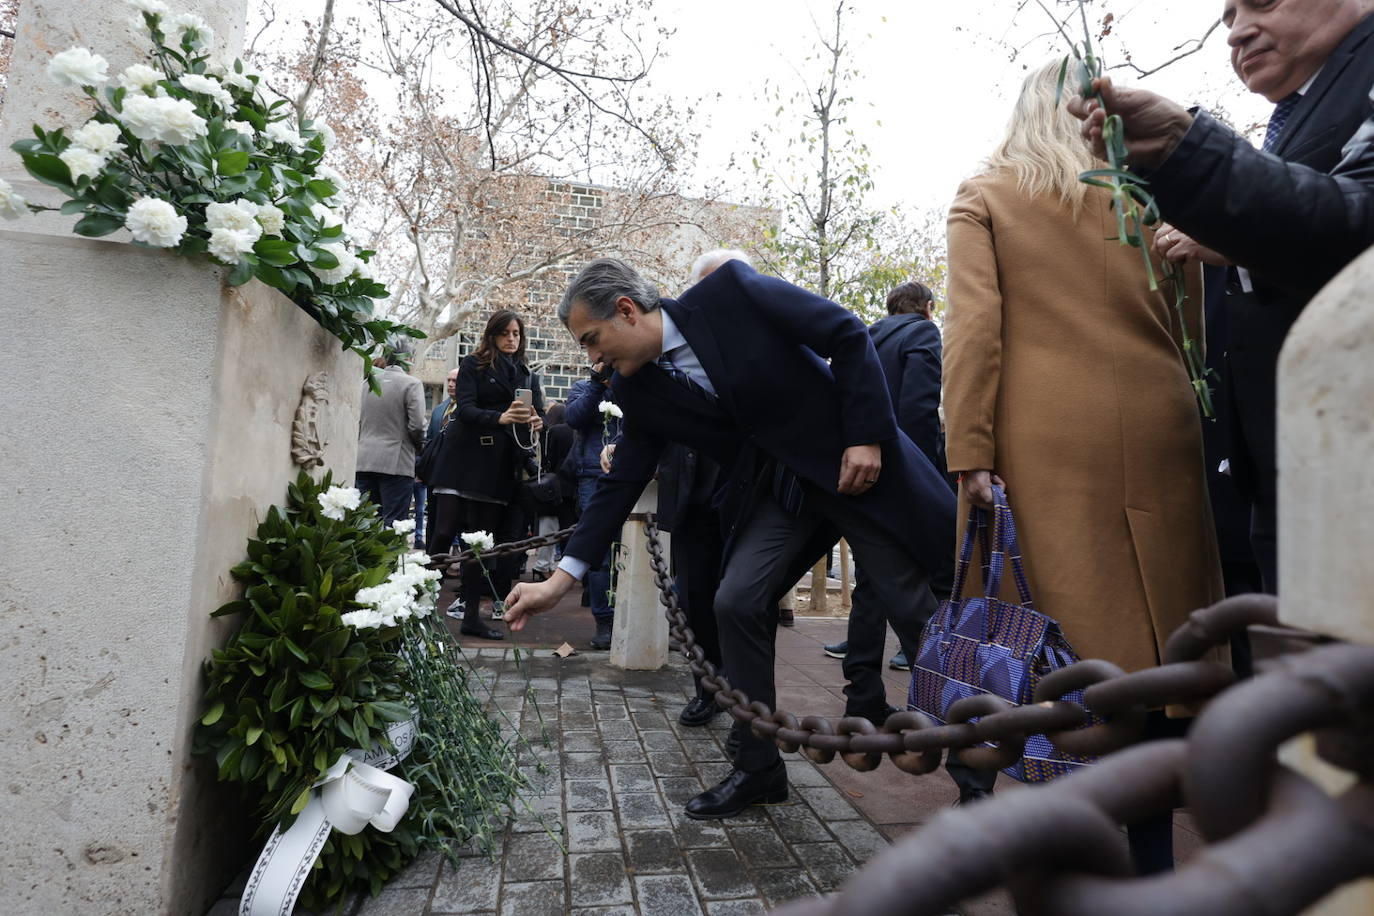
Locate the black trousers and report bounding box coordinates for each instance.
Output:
[355,471,414,526]
[428,495,523,613]
[670,503,726,700]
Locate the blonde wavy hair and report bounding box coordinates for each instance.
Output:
[984,60,1102,212]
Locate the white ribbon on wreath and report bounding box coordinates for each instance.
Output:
[238,715,419,916]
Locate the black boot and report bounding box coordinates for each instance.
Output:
[589,618,613,650]
[684,758,788,820]
[459,606,503,640]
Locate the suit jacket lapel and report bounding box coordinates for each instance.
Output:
[660,298,737,417]
[1276,14,1374,156]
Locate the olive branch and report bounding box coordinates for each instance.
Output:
[1044,0,1215,418]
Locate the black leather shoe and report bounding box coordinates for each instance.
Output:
[459,622,504,640]
[684,760,788,820]
[589,619,613,650]
[679,695,722,727]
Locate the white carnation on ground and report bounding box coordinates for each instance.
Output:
[461,531,496,552]
[599,401,624,419]
[58,146,106,181]
[254,203,285,236]
[391,519,416,535]
[0,179,28,221]
[48,48,109,88]
[309,242,357,285]
[178,73,234,109]
[205,199,261,234]
[125,0,169,15]
[225,119,254,136]
[318,485,362,520]
[118,63,164,93]
[207,227,257,264]
[169,12,214,47]
[263,120,305,151]
[71,122,124,156]
[124,197,186,247]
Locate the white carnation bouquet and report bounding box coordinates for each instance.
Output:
[4,0,422,390]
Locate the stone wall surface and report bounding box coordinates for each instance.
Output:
[0,229,361,914]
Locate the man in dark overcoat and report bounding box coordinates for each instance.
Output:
[505,257,956,819]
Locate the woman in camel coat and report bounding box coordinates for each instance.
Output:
[943,63,1223,679]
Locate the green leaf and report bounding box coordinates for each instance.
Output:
[298,669,333,690]
[253,238,297,266]
[281,636,310,663]
[290,786,313,815]
[369,701,412,723]
[215,149,250,176]
[306,179,336,200]
[227,258,254,286]
[200,701,225,726]
[20,151,74,191]
[72,211,127,238]
[245,725,263,746]
[59,199,88,215]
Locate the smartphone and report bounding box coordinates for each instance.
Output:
[514,388,532,406]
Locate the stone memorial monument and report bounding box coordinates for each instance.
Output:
[0,1,363,912]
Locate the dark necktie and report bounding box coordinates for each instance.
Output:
[1262,92,1302,153]
[655,353,715,403]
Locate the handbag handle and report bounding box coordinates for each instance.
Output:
[980,485,1035,609]
[933,500,994,634]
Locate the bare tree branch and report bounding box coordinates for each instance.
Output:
[1110,19,1223,78]
[293,0,336,120]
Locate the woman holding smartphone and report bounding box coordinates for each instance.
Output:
[427,309,544,639]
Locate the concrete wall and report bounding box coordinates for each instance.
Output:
[0,229,361,914]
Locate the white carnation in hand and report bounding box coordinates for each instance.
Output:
[0,179,28,221]
[48,48,109,88]
[58,146,107,181]
[318,485,362,520]
[309,242,357,285]
[117,63,164,93]
[254,203,285,237]
[71,122,124,156]
[124,197,186,247]
[598,401,624,419]
[263,120,306,151]
[178,73,234,109]
[461,531,496,552]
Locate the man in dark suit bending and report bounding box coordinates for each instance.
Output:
[505,257,956,819]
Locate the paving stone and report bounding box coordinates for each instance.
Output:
[624,828,685,874]
[728,825,797,869]
[563,731,603,753]
[592,703,628,720]
[647,749,697,777]
[685,848,755,900]
[631,710,671,730]
[609,763,656,793]
[826,819,890,863]
[527,677,560,691]
[683,739,726,762]
[752,867,819,906]
[563,752,608,780]
[767,804,833,844]
[570,908,636,915]
[568,853,633,907]
[696,762,735,785]
[431,858,501,912]
[560,697,593,713]
[562,712,597,730]
[499,881,566,916]
[618,791,672,828]
[625,694,658,707]
[635,875,707,916]
[705,900,767,915]
[567,810,622,853]
[793,842,857,892]
[796,785,863,821]
[510,792,564,834]
[356,886,433,915]
[783,759,831,787]
[603,740,648,763]
[669,811,728,849]
[641,730,682,751]
[566,779,612,811]
[503,833,566,882]
[658,776,705,807]
[390,848,443,888]
[597,719,637,740]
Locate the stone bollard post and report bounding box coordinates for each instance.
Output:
[610,481,670,669]
[1276,244,1374,915]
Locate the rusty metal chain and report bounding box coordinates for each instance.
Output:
[774,640,1374,916]
[427,526,575,575]
[642,515,1281,775]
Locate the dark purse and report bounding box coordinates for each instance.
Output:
[520,472,563,513]
[415,415,454,484]
[908,485,1094,783]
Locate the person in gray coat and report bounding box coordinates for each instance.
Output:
[356,339,427,525]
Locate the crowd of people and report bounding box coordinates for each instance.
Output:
[352,0,1374,873]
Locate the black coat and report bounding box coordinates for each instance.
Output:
[429,353,543,502]
[564,261,956,590]
[1143,14,1374,502]
[867,314,945,473]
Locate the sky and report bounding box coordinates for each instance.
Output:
[646,0,1270,217]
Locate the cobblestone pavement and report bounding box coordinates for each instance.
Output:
[219,643,961,915]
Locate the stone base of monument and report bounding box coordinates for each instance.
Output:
[611,482,671,669]
[0,229,362,914]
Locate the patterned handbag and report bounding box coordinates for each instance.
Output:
[908,485,1094,783]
